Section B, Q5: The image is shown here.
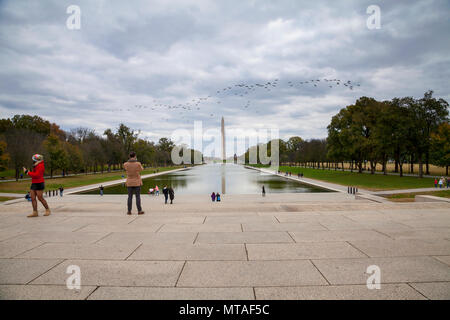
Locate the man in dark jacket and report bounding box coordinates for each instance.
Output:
[162,186,169,204]
[168,187,174,204]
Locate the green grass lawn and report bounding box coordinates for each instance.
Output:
[0,166,186,194]
[0,169,15,179]
[251,164,436,191]
[0,196,17,202]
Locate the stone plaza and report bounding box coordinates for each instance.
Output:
[1,187,449,300]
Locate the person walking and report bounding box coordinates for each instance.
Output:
[124,152,145,215]
[99,185,104,196]
[163,186,169,204]
[155,185,159,196]
[59,186,64,197]
[262,185,266,197]
[446,177,449,188]
[211,192,216,202]
[216,192,221,202]
[168,187,175,204]
[439,177,444,189]
[434,178,438,188]
[23,154,50,217]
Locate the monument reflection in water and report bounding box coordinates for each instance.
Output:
[87,164,331,195]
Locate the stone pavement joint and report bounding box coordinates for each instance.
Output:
[0,192,449,299]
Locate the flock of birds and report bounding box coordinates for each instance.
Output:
[109,77,361,124]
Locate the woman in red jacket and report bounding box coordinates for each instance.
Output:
[23,154,50,217]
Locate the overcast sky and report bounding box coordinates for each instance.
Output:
[0,0,449,156]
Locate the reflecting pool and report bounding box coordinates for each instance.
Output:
[83,164,331,195]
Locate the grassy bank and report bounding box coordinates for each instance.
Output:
[0,196,17,202]
[322,162,447,176]
[0,166,185,194]
[250,164,436,191]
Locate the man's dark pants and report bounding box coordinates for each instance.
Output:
[164,194,168,204]
[127,186,142,212]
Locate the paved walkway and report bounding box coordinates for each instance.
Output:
[371,187,448,195]
[251,166,448,198]
[0,191,449,300]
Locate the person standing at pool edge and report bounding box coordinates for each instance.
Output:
[124,152,145,215]
[23,154,50,217]
[168,187,175,204]
[163,186,169,204]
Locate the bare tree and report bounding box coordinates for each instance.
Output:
[4,128,45,180]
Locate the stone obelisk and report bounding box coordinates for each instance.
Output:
[221,117,226,163]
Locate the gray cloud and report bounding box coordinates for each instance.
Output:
[0,0,449,156]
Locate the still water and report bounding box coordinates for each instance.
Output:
[84,164,330,195]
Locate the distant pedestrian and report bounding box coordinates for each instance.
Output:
[100,185,104,196]
[59,186,64,197]
[163,186,169,204]
[124,152,145,215]
[216,192,221,202]
[155,185,159,196]
[168,187,175,204]
[20,173,23,179]
[211,192,216,202]
[434,178,438,188]
[439,177,444,189]
[262,185,266,197]
[446,177,449,188]
[23,154,50,217]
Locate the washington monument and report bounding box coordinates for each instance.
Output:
[221,116,226,163]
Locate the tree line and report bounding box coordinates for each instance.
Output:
[244,91,449,177]
[0,115,202,180]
